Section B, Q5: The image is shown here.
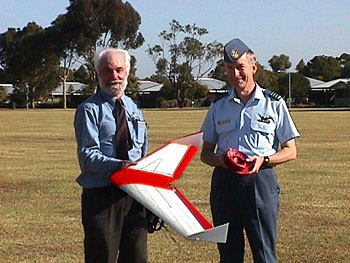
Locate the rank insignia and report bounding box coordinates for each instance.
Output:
[258,117,271,124]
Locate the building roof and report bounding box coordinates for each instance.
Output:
[306,77,325,89]
[0,84,14,94]
[313,78,350,89]
[52,82,86,95]
[196,77,226,91]
[138,80,163,92]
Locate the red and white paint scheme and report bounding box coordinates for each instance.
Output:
[111,132,229,243]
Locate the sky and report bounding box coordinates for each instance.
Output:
[1,0,350,78]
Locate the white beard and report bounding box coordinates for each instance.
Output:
[99,79,128,97]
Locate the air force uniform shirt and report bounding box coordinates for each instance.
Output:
[201,84,300,157]
[74,89,148,189]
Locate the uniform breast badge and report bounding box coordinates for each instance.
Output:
[218,120,231,125]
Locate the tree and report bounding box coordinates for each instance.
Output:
[296,59,305,73]
[338,53,350,78]
[256,65,279,92]
[186,83,208,103]
[125,55,139,95]
[147,20,223,107]
[303,55,342,81]
[54,0,144,93]
[209,59,228,83]
[0,68,4,82]
[268,54,291,73]
[47,15,81,109]
[146,74,176,104]
[277,72,310,103]
[341,62,350,78]
[10,86,28,107]
[73,65,90,83]
[0,23,60,108]
[338,53,350,64]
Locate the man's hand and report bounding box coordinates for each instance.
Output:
[201,140,228,168]
[245,139,298,174]
[218,154,229,169]
[120,160,136,169]
[246,156,264,174]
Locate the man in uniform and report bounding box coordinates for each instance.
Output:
[74,48,148,263]
[200,38,300,263]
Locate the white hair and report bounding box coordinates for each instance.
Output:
[93,48,131,74]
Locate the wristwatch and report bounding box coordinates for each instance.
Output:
[263,156,270,166]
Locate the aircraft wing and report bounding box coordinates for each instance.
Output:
[111,132,228,243]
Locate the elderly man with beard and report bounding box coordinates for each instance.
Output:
[74,48,149,263]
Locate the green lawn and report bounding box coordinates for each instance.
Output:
[0,108,349,262]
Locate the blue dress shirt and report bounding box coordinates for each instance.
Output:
[74,89,148,188]
[201,84,300,157]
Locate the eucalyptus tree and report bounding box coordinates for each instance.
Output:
[73,65,89,84]
[296,59,305,73]
[338,53,350,78]
[277,73,310,103]
[209,59,228,83]
[0,22,60,108]
[303,55,342,81]
[52,0,144,94]
[147,19,223,107]
[268,54,292,73]
[49,14,81,108]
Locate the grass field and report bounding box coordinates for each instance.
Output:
[0,108,350,262]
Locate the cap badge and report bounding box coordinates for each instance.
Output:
[231,50,240,59]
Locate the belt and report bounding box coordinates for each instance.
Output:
[261,165,273,169]
[217,165,273,175]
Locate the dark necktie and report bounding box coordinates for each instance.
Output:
[115,99,132,160]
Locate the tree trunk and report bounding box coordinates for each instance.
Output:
[177,88,183,108]
[177,86,188,108]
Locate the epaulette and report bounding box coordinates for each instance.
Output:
[130,96,142,109]
[134,99,142,109]
[213,92,230,103]
[263,89,282,100]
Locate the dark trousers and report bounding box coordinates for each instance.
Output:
[82,185,148,263]
[210,167,280,263]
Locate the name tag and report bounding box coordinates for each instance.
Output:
[218,120,231,125]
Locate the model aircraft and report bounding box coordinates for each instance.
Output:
[111,132,229,243]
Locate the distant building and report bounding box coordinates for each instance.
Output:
[0,84,14,95]
[196,77,227,93]
[0,84,15,104]
[138,80,163,94]
[136,80,163,108]
[51,82,86,96]
[49,82,86,107]
[313,78,350,106]
[196,77,228,103]
[306,77,330,106]
[136,78,228,107]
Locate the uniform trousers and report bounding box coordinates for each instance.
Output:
[210,166,280,263]
[82,185,148,263]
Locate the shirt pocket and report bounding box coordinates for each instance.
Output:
[134,121,146,147]
[215,121,236,150]
[250,116,276,150]
[250,117,276,135]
